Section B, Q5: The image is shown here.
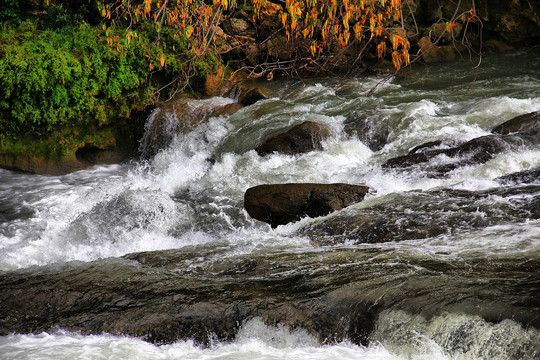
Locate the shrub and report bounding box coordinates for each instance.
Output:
[0,20,194,139]
[0,0,23,25]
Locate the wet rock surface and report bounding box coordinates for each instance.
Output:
[344,111,389,151]
[496,166,540,185]
[418,36,458,63]
[492,110,540,135]
[0,121,141,176]
[255,121,330,156]
[238,86,269,106]
[382,111,540,174]
[244,183,370,227]
[298,185,540,245]
[140,96,243,157]
[0,243,537,345]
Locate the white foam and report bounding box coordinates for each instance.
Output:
[0,319,450,360]
[371,310,540,360]
[1,59,540,271]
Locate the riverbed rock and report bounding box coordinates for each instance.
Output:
[244,183,370,227]
[140,96,243,157]
[418,36,458,63]
[238,86,269,106]
[492,110,540,135]
[0,242,538,347]
[0,254,377,346]
[224,18,254,37]
[299,185,540,245]
[382,111,540,174]
[414,0,540,44]
[0,121,142,175]
[382,134,511,172]
[484,39,514,53]
[475,0,540,44]
[266,36,294,61]
[344,111,389,151]
[204,65,249,97]
[496,166,540,185]
[428,22,463,43]
[255,121,330,156]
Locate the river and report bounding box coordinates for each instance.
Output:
[0,47,539,359]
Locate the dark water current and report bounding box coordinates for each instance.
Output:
[0,48,539,359]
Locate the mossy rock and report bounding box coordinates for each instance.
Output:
[418,36,458,63]
[0,123,139,175]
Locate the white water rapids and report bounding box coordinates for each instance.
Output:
[1,48,539,359]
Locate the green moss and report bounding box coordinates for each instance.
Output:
[0,125,118,161]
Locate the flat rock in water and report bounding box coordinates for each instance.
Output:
[0,244,537,347]
[382,111,540,174]
[492,110,540,135]
[244,183,370,227]
[255,121,330,156]
[299,186,540,245]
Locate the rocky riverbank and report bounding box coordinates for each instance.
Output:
[1,1,538,175]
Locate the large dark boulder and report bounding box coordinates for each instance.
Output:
[255,121,330,156]
[244,183,370,227]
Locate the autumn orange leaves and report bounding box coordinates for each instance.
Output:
[98,0,413,72]
[278,0,410,69]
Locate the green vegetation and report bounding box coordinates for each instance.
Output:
[0,2,219,148]
[2,22,137,137]
[0,0,23,25]
[0,0,497,169]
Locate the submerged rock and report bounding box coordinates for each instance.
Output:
[383,111,540,174]
[255,121,330,156]
[244,183,370,227]
[344,111,389,151]
[299,185,540,245]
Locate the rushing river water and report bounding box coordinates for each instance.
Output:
[1,48,539,359]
